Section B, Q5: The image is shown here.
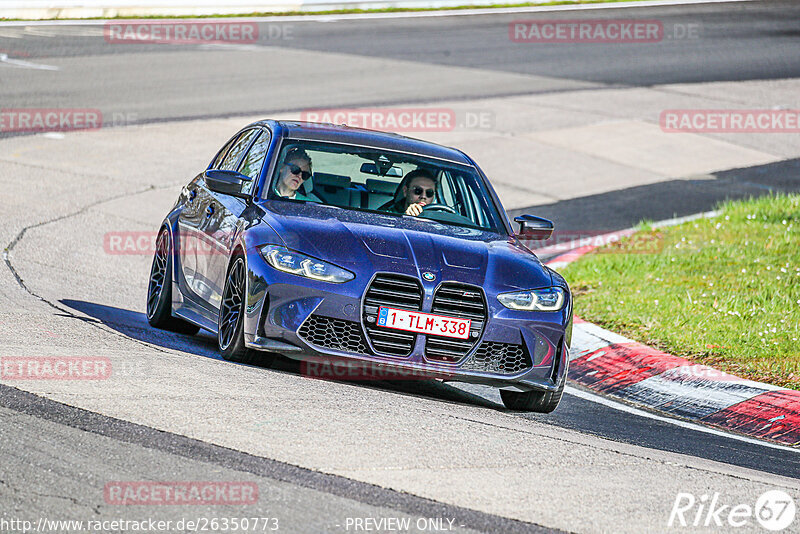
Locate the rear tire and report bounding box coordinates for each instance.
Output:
[500,378,564,413]
[218,254,274,367]
[146,227,200,336]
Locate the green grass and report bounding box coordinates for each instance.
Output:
[562,193,800,390]
[0,0,654,21]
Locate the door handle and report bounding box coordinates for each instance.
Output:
[205,205,215,218]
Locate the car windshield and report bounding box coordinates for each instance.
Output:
[266,140,505,232]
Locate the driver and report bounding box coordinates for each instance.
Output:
[382,169,437,217]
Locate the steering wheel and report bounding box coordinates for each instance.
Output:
[422,203,457,214]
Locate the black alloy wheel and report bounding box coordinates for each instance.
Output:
[146,227,200,335]
[218,254,273,367]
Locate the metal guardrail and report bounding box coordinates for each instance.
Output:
[0,0,747,20]
[0,0,549,19]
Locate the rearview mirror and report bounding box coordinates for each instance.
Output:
[360,162,403,177]
[204,169,252,199]
[514,215,554,240]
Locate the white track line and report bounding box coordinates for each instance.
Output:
[650,209,720,229]
[0,53,59,70]
[566,385,800,454]
[0,0,753,26]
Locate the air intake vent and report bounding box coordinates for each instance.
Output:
[425,283,486,363]
[362,273,422,357]
[461,342,531,375]
[298,315,370,355]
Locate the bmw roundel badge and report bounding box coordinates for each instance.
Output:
[422,272,436,281]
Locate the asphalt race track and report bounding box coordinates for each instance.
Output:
[1,1,800,533]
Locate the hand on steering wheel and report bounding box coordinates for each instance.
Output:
[404,203,425,216]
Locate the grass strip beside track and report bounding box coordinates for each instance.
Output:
[562,193,800,390]
[0,0,656,21]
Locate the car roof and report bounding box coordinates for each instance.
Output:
[252,120,473,165]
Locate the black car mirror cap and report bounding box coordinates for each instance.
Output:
[514,214,554,240]
[204,169,252,199]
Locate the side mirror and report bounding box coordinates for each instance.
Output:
[204,169,252,199]
[514,215,554,240]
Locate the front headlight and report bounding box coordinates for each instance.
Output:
[260,245,354,283]
[497,287,565,311]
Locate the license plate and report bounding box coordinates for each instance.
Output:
[377,307,471,340]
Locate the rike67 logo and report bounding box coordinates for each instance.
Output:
[669,490,796,531]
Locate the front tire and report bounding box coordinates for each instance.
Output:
[218,255,274,367]
[500,378,564,413]
[146,228,200,336]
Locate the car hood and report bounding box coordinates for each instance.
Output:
[257,201,552,292]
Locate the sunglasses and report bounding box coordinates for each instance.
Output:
[412,186,435,198]
[287,164,311,181]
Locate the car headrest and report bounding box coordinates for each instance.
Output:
[313,172,351,189]
[365,179,398,195]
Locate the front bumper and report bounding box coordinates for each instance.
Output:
[242,250,571,393]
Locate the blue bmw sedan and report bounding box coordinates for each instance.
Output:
[147,120,572,412]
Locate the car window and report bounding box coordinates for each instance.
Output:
[219,129,259,171]
[210,136,238,169]
[438,170,456,207]
[238,130,271,194]
[268,140,504,232]
[465,182,487,227]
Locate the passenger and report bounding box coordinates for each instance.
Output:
[380,169,437,217]
[274,148,320,201]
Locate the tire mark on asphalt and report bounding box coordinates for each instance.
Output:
[0,384,559,534]
[2,182,185,355]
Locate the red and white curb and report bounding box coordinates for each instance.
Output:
[537,215,800,447]
[568,320,800,446]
